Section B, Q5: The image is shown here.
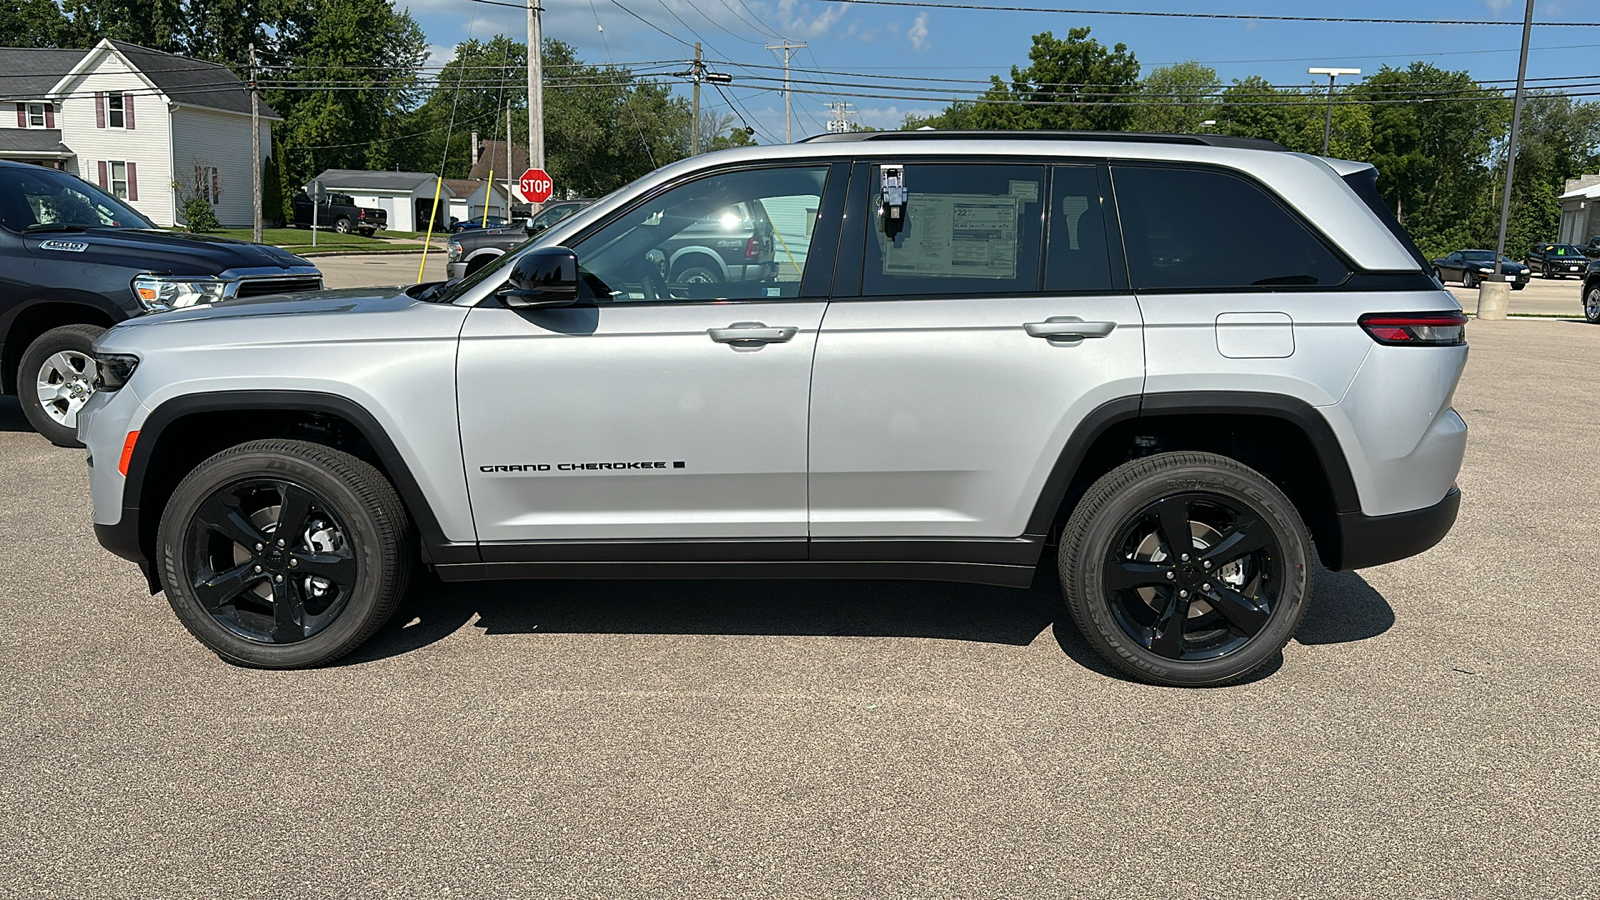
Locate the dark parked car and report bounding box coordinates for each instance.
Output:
[291,191,387,237]
[451,215,509,235]
[1431,249,1529,290]
[0,160,320,446]
[1524,243,1590,278]
[446,200,593,279]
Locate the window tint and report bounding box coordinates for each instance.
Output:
[0,165,152,232]
[571,165,829,303]
[1113,165,1349,290]
[1044,166,1113,292]
[862,164,1044,297]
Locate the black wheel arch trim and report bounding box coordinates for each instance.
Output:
[107,390,476,587]
[1025,390,1364,558]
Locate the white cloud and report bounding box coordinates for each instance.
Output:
[906,12,928,51]
[775,0,851,38]
[1483,0,1514,10]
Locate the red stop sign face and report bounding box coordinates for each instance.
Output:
[519,168,553,204]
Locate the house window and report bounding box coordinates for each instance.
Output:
[107,92,125,128]
[192,164,220,203]
[27,104,46,128]
[109,161,128,199]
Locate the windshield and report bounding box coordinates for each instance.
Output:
[1461,250,1495,261]
[1547,245,1585,256]
[0,165,155,232]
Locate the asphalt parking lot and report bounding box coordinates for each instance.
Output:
[1,319,1596,898]
[315,251,448,289]
[1444,274,1592,317]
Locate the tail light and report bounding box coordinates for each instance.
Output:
[745,236,760,259]
[1359,311,1468,346]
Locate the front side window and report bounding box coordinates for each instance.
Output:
[570,165,830,303]
[863,163,1044,297]
[1112,165,1349,291]
[107,92,125,128]
[27,104,45,128]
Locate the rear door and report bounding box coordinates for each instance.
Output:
[807,161,1145,544]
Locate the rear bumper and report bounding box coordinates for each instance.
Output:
[1332,486,1460,571]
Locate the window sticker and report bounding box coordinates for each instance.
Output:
[880,193,1020,279]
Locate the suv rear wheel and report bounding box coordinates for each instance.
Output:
[1058,452,1312,687]
[18,323,105,448]
[156,439,413,668]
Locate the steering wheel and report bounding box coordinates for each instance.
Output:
[639,253,671,302]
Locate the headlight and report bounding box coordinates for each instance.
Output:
[1519,267,1530,274]
[447,241,463,261]
[1477,267,1494,274]
[132,274,227,311]
[92,352,139,391]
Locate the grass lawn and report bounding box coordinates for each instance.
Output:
[204,227,440,255]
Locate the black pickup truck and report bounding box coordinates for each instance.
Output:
[0,161,321,446]
[291,191,387,237]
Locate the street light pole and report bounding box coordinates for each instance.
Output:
[1494,0,1537,283]
[1308,67,1360,155]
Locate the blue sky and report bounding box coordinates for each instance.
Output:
[397,0,1597,141]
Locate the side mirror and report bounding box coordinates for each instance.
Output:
[502,246,579,309]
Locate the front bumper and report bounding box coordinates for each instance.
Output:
[1332,486,1461,571]
[446,261,468,280]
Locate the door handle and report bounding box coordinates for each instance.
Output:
[708,322,798,345]
[1024,317,1117,340]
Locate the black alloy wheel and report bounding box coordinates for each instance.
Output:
[158,439,412,668]
[1058,452,1312,686]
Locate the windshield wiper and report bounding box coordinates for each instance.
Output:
[24,223,90,233]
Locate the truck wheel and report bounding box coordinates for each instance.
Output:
[673,264,722,285]
[333,217,352,234]
[18,323,105,448]
[464,255,497,276]
[157,439,413,668]
[1057,452,1312,687]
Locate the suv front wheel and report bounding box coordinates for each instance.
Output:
[156,439,413,668]
[1058,452,1312,687]
[1584,284,1600,324]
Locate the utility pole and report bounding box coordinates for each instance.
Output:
[1307,67,1360,156]
[527,0,545,180]
[507,101,514,216]
[1481,0,1537,321]
[766,41,806,142]
[249,42,261,243]
[825,100,855,134]
[692,43,702,155]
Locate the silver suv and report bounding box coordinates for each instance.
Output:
[79,132,1468,685]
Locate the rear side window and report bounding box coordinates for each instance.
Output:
[1112,165,1349,291]
[1044,166,1114,292]
[863,163,1044,296]
[1341,166,1429,272]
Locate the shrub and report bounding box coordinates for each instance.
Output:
[179,194,220,233]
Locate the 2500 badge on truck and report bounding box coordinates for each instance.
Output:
[80,132,1468,686]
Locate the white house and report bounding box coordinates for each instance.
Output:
[309,169,455,233]
[443,178,511,225]
[0,39,275,228]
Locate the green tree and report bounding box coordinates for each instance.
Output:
[1134,61,1220,134]
[966,28,1141,132]
[0,0,74,47]
[1499,91,1600,256]
[57,0,186,52]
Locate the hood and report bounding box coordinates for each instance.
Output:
[24,227,312,276]
[112,285,421,330]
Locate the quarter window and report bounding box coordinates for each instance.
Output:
[107,92,125,128]
[570,165,830,304]
[1112,165,1349,291]
[862,163,1044,297]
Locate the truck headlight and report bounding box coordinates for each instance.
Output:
[447,241,463,261]
[132,274,227,311]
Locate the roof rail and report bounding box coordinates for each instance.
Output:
[800,130,1288,152]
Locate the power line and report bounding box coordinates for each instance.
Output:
[816,0,1600,27]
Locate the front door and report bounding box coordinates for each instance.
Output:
[457,163,839,550]
[807,162,1145,542]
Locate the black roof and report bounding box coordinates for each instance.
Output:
[803,130,1288,152]
[107,40,276,118]
[0,48,91,99]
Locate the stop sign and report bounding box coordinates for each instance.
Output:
[519,168,553,204]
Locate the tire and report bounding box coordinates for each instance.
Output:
[464,254,497,276]
[18,323,105,448]
[1584,284,1600,324]
[1462,270,1476,288]
[1511,282,1524,291]
[672,263,722,285]
[333,217,352,235]
[1432,267,1443,283]
[358,228,375,238]
[1057,451,1313,687]
[156,439,413,668]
